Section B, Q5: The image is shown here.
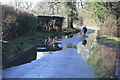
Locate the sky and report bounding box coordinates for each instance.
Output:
[0,0,120,4]
[0,0,84,4]
[0,0,40,4]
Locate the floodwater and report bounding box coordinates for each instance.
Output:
[2,29,119,78]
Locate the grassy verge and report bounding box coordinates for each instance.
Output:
[87,27,100,30]
[64,28,81,35]
[76,26,100,30]
[97,37,120,50]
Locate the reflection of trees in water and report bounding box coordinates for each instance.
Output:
[40,35,75,48]
[87,43,118,78]
[63,43,77,49]
[38,34,76,52]
[38,36,62,52]
[46,36,62,43]
[67,35,74,38]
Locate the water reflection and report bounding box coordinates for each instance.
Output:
[37,36,65,51]
[77,33,119,78]
[67,35,74,38]
[2,31,86,69]
[87,43,118,78]
[62,43,77,49]
[82,39,87,46]
[3,34,80,68]
[36,52,45,60]
[36,34,79,59]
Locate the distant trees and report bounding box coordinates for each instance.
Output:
[87,2,120,37]
[35,2,62,16]
[3,1,89,29]
[63,1,78,28]
[35,2,49,15]
[8,0,34,11]
[35,1,88,28]
[87,2,120,26]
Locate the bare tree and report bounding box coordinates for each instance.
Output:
[14,0,22,10]
[35,2,50,15]
[35,2,62,15]
[24,2,33,11]
[8,0,33,11]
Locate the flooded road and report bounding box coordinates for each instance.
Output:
[2,29,119,78]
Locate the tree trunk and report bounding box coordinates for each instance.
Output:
[68,18,74,29]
